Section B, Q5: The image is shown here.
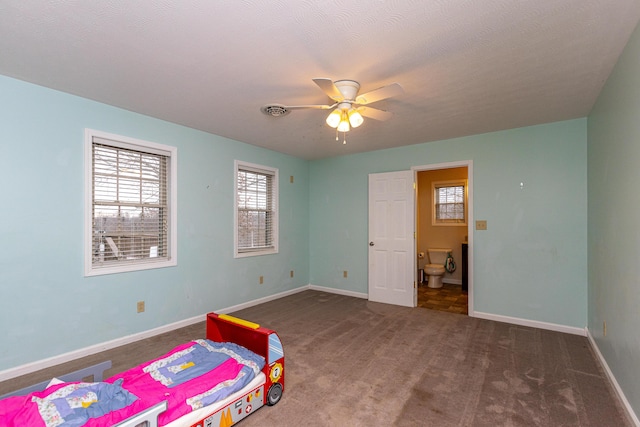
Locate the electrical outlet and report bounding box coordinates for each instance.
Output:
[290,175,294,183]
[603,320,607,337]
[259,275,264,284]
[476,220,487,230]
[137,301,145,313]
[290,270,294,278]
[343,270,348,278]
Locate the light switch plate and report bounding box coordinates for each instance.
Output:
[476,220,487,230]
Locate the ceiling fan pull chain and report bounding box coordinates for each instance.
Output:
[343,132,347,145]
[335,128,339,141]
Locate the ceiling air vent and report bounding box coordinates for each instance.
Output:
[261,104,290,117]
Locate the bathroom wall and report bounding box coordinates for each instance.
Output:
[417,167,468,284]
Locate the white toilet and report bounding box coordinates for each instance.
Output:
[425,248,452,289]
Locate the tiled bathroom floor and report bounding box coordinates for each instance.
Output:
[417,282,468,314]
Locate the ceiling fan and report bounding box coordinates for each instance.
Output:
[261,78,404,138]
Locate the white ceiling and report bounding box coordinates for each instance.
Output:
[1,1,639,160]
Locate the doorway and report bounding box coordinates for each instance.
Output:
[414,161,473,315]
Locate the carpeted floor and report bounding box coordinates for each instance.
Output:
[233,291,632,426]
[0,290,633,426]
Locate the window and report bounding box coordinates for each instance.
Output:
[85,129,177,276]
[234,160,278,257]
[432,180,467,226]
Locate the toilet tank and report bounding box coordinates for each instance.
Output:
[427,248,452,265]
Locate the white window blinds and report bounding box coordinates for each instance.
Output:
[433,181,466,225]
[235,161,278,256]
[91,137,170,268]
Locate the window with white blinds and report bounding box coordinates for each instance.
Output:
[432,180,467,226]
[234,160,278,257]
[85,129,177,276]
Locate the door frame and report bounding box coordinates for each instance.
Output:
[412,160,474,316]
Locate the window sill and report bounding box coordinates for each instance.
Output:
[85,259,177,277]
[234,248,279,258]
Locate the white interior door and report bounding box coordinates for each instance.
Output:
[368,170,416,307]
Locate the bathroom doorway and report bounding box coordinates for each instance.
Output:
[414,161,472,315]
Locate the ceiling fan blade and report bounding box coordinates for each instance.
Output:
[284,104,336,110]
[357,106,393,121]
[312,78,344,101]
[355,82,404,105]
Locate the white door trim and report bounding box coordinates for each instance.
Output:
[412,160,474,316]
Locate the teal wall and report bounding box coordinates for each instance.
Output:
[310,119,588,328]
[588,21,640,414]
[0,73,590,375]
[0,75,310,371]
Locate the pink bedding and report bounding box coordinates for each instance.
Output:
[0,339,265,427]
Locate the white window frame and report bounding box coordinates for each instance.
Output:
[432,179,467,226]
[84,129,177,276]
[234,160,279,258]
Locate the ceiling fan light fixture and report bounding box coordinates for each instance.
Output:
[326,109,341,128]
[337,110,350,132]
[348,109,364,128]
[337,120,350,132]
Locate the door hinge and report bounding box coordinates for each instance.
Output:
[414,281,416,288]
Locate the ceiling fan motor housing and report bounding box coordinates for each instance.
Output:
[334,80,360,102]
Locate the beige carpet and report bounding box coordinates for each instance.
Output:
[232,290,632,426]
[0,290,632,426]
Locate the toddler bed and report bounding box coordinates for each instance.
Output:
[0,312,285,427]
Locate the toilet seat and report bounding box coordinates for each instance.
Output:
[424,264,445,275]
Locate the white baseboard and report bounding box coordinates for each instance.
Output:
[442,278,463,285]
[308,284,368,299]
[0,286,309,383]
[586,329,640,426]
[472,311,587,336]
[0,314,202,382]
[215,286,308,314]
